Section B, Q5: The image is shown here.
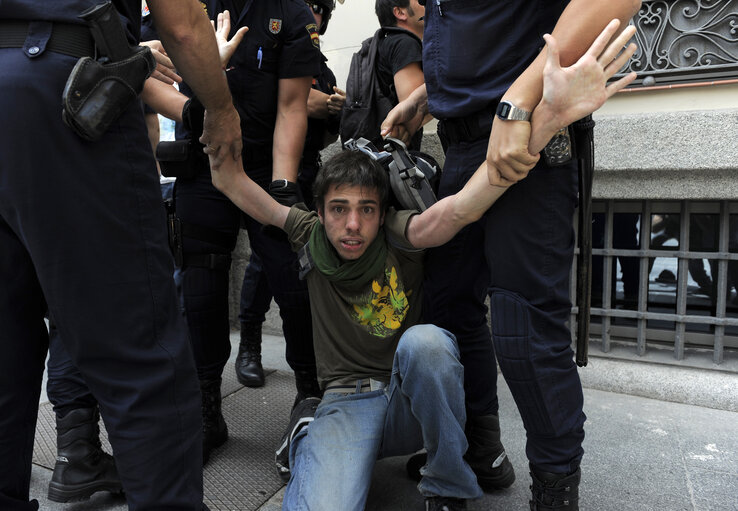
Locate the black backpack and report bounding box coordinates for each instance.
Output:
[340,27,411,146]
[343,137,440,212]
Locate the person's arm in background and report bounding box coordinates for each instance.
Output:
[485,0,641,185]
[393,62,424,104]
[147,0,242,168]
[271,76,312,185]
[308,86,345,119]
[380,83,428,145]
[141,79,188,122]
[140,9,247,129]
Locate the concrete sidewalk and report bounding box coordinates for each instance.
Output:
[31,333,737,511]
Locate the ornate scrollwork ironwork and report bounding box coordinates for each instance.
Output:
[617,0,738,85]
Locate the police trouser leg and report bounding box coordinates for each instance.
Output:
[483,152,586,474]
[239,252,273,325]
[46,320,98,417]
[0,216,48,511]
[0,47,204,509]
[241,214,316,375]
[423,140,499,417]
[174,173,240,380]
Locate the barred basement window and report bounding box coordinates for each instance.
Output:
[572,200,738,365]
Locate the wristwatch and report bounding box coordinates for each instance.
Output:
[496,100,531,122]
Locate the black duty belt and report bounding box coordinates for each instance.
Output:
[183,253,232,271]
[438,105,498,146]
[0,20,95,58]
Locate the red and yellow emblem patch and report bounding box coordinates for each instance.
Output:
[306,23,320,48]
[269,18,282,34]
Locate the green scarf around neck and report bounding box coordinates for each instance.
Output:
[308,221,387,291]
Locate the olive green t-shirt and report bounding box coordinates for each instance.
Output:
[284,205,424,388]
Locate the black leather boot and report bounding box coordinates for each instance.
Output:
[529,464,581,510]
[292,369,322,407]
[235,321,265,387]
[406,414,515,491]
[463,414,515,491]
[201,377,228,465]
[47,407,122,502]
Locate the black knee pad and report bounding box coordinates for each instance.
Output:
[489,290,555,436]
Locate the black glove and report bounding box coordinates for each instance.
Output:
[181,96,205,139]
[262,180,302,241]
[268,179,303,207]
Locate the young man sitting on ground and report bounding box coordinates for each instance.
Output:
[207,22,637,511]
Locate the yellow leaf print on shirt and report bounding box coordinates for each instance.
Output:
[352,266,410,337]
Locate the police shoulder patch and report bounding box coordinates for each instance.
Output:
[200,2,208,15]
[306,23,319,48]
[269,18,283,34]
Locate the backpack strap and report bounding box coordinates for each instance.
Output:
[297,242,315,280]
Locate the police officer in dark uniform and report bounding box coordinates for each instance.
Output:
[40,8,171,501]
[173,0,322,461]
[383,1,641,509]
[0,0,241,508]
[235,0,344,388]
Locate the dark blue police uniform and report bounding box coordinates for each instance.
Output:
[0,1,204,509]
[174,0,321,382]
[44,5,164,424]
[239,52,340,325]
[421,0,586,474]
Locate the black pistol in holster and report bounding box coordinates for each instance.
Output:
[541,116,595,367]
[62,1,155,141]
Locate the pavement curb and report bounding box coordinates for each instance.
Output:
[580,355,738,412]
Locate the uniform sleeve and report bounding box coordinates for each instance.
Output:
[386,33,422,75]
[278,0,322,79]
[284,204,320,252]
[384,208,421,252]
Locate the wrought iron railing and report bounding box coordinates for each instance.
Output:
[618,0,738,86]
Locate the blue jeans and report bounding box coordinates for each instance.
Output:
[283,325,482,510]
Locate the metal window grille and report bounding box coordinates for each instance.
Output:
[571,200,738,365]
[615,0,738,87]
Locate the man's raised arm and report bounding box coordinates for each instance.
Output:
[211,158,291,231]
[485,0,641,185]
[406,21,639,249]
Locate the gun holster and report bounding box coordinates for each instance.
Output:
[156,139,207,180]
[62,46,155,141]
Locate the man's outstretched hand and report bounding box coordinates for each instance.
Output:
[486,18,638,186]
[212,10,249,69]
[529,19,637,154]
